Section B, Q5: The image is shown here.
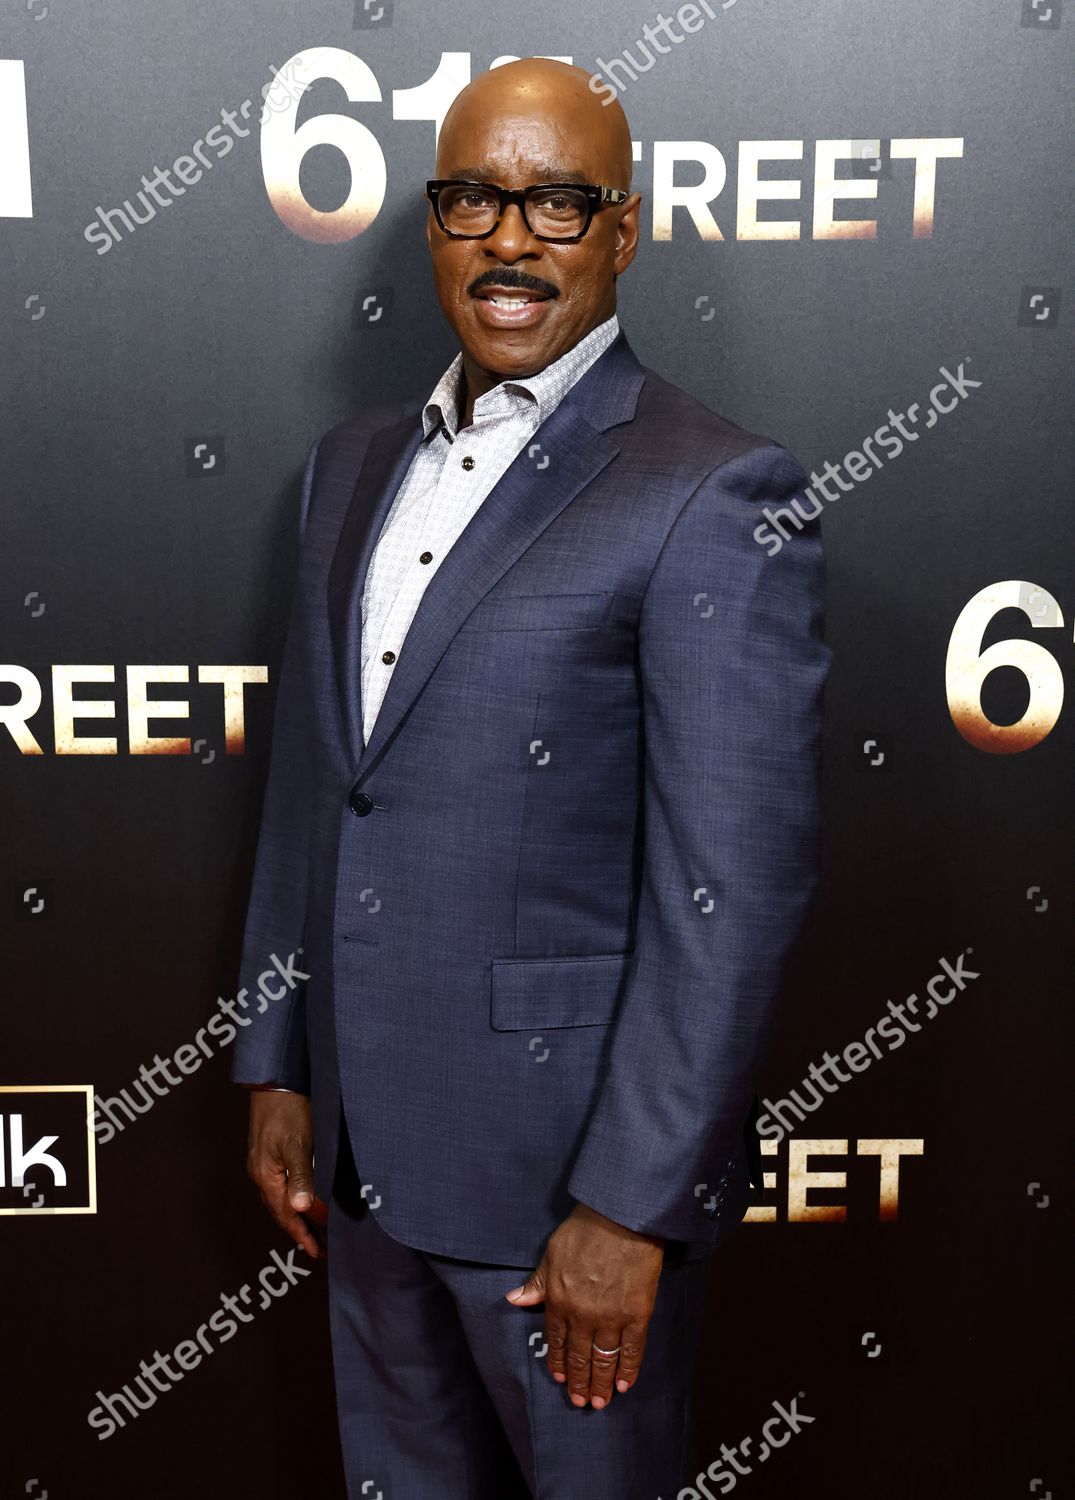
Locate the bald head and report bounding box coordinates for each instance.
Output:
[438,58,633,192]
[425,56,641,395]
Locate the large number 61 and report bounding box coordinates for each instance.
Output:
[260,48,570,243]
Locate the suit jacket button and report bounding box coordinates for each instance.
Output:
[349,790,374,817]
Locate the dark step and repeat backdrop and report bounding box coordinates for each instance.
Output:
[3,1,1071,1495]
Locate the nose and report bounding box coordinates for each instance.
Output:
[482,201,540,262]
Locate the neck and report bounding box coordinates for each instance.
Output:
[457,309,617,427]
[458,360,495,429]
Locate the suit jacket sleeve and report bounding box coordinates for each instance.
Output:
[566,441,829,1240]
[229,440,322,1092]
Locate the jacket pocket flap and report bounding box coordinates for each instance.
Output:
[490,950,633,1031]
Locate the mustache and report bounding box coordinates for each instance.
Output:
[468,268,560,299]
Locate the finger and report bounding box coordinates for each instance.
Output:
[295,1194,329,1255]
[281,1141,319,1253]
[263,1178,321,1257]
[282,1143,315,1213]
[614,1318,650,1393]
[252,1156,321,1258]
[305,1193,330,1252]
[266,1199,321,1257]
[544,1307,569,1384]
[588,1329,623,1409]
[304,1194,330,1228]
[505,1266,546,1306]
[566,1320,595,1407]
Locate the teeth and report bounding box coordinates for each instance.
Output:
[488,295,531,307]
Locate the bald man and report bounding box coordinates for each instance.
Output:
[234,57,828,1500]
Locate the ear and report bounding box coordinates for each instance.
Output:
[613,192,641,277]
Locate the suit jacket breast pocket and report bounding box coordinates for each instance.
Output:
[460,592,614,633]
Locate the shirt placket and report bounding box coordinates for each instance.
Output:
[368,417,490,713]
[362,439,443,715]
[364,392,543,729]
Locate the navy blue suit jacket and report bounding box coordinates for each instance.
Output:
[232,330,829,1265]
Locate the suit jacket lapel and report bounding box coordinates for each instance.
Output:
[328,332,647,781]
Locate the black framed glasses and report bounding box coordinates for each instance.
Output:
[425,180,630,242]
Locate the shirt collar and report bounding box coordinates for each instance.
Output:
[421,313,621,442]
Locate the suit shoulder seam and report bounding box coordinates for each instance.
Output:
[639,441,782,603]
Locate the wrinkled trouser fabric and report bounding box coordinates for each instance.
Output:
[327,1122,711,1499]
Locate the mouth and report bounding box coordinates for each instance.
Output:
[476,287,551,307]
[471,285,556,329]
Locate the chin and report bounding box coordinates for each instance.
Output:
[471,334,547,372]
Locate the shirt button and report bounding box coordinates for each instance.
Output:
[381,650,396,665]
[419,551,433,564]
[461,455,475,471]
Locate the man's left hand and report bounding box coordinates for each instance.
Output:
[505,1203,664,1409]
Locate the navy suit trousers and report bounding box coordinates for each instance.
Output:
[327,1118,712,1499]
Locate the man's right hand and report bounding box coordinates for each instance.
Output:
[246,1090,327,1258]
